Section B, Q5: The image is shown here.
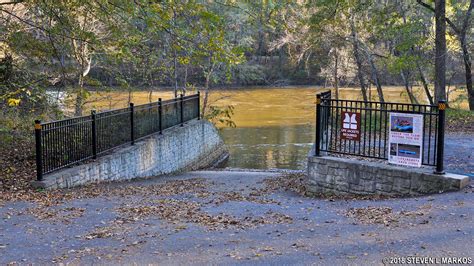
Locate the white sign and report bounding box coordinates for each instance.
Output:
[343,113,357,129]
[388,112,423,167]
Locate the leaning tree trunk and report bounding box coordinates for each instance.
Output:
[366,52,385,103]
[460,38,474,110]
[350,18,369,103]
[401,71,419,104]
[417,63,434,105]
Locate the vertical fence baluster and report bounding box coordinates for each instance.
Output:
[378,103,383,157]
[158,98,163,134]
[180,94,184,127]
[373,102,377,156]
[130,103,135,145]
[435,100,446,174]
[325,96,330,151]
[328,99,334,152]
[383,104,389,158]
[420,106,426,164]
[315,94,322,156]
[362,103,367,156]
[35,120,43,181]
[428,105,434,165]
[197,91,201,120]
[91,110,97,159]
[62,121,66,168]
[55,122,58,170]
[357,102,362,155]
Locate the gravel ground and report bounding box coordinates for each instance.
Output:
[445,134,474,177]
[1,170,473,265]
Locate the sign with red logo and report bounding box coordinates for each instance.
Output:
[340,111,361,141]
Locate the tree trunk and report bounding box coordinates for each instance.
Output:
[202,75,210,118]
[418,0,472,108]
[201,58,215,117]
[75,74,84,116]
[350,18,369,102]
[74,58,91,116]
[173,48,178,98]
[401,71,418,104]
[417,63,434,105]
[148,73,154,103]
[461,38,474,110]
[365,49,384,103]
[334,48,339,100]
[183,65,188,96]
[434,0,447,103]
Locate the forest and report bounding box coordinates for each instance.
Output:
[0,0,473,123]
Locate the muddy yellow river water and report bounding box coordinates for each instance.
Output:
[78,86,468,169]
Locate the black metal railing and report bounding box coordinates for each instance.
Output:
[34,92,200,180]
[314,90,446,173]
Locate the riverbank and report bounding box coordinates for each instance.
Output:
[0,105,474,194]
[1,170,472,264]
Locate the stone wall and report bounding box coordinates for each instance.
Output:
[33,120,228,189]
[307,155,469,196]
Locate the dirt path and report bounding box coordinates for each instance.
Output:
[0,170,473,265]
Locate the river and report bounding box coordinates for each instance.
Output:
[72,86,468,170]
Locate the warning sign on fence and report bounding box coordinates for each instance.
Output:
[340,111,361,141]
[388,112,423,167]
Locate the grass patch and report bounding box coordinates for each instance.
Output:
[446,108,474,121]
[446,108,474,133]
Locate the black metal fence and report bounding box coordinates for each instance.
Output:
[314,91,446,173]
[34,93,200,180]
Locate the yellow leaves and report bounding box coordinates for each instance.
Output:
[446,33,461,53]
[7,98,20,106]
[178,57,190,65]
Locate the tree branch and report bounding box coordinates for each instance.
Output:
[460,0,474,36]
[0,7,93,43]
[416,0,461,34]
[0,1,23,6]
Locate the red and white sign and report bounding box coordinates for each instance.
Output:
[340,111,361,141]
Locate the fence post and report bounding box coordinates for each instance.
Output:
[91,110,97,159]
[315,94,322,156]
[197,91,201,120]
[34,120,43,181]
[130,103,135,145]
[435,100,446,174]
[158,98,163,134]
[180,94,184,127]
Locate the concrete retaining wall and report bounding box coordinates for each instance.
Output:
[307,155,469,196]
[32,120,228,189]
